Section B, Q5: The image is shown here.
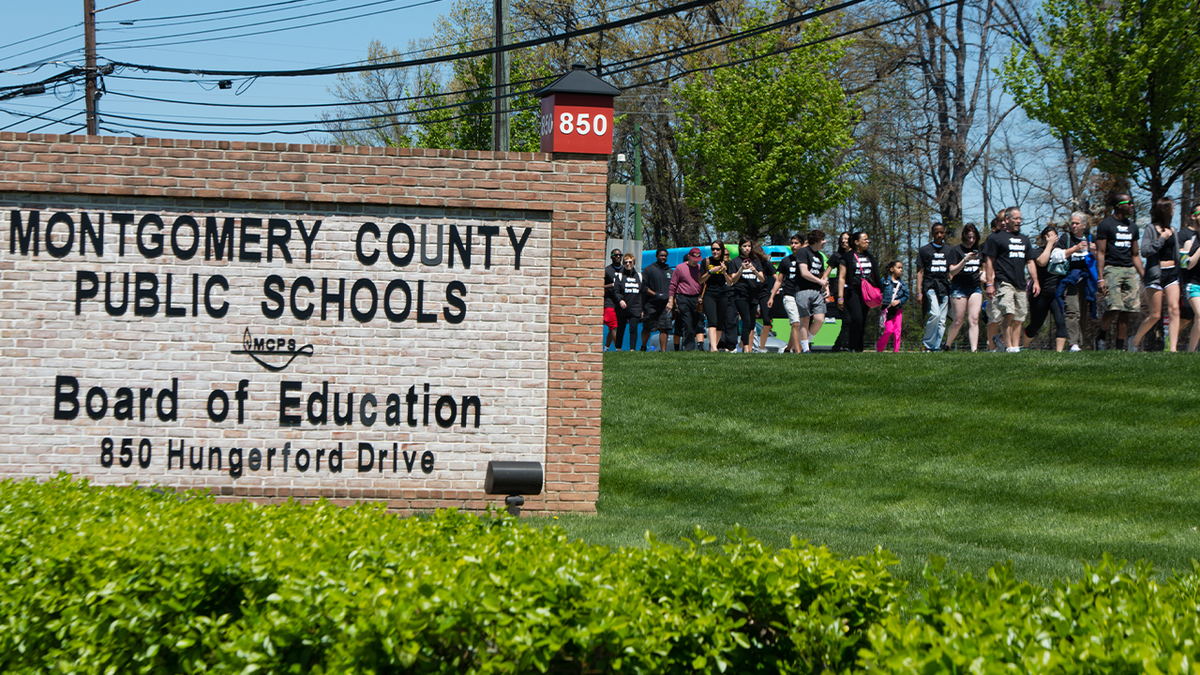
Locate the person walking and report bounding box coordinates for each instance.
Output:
[668,247,704,351]
[982,207,1038,352]
[1132,197,1182,352]
[701,240,733,352]
[876,261,909,352]
[1181,204,1200,351]
[768,234,807,353]
[612,254,643,351]
[916,223,951,351]
[1094,193,1142,350]
[837,231,880,352]
[1057,212,1096,351]
[984,213,1009,351]
[944,223,983,351]
[829,231,852,352]
[603,248,622,351]
[1021,226,1068,351]
[640,247,672,352]
[730,237,775,353]
[770,231,830,353]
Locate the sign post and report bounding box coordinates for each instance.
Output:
[537,65,621,155]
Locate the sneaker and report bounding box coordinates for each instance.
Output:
[1006,346,1021,353]
[1069,344,1081,352]
[1127,341,1138,353]
[992,335,1006,351]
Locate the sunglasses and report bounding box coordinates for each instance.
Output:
[1116,200,1132,205]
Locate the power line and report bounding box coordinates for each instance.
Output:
[0,50,86,75]
[25,112,86,134]
[98,0,356,29]
[0,35,84,67]
[0,97,86,131]
[98,0,447,50]
[99,103,539,137]
[620,0,952,92]
[98,78,542,128]
[104,70,555,109]
[0,24,80,54]
[97,1,920,136]
[599,0,870,78]
[99,0,862,113]
[103,0,723,77]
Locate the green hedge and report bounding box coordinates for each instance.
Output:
[860,557,1200,674]
[3,477,1199,674]
[0,476,900,674]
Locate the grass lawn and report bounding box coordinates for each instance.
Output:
[552,351,1200,587]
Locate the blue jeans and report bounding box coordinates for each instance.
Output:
[923,289,949,350]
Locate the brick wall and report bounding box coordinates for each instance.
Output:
[0,132,606,512]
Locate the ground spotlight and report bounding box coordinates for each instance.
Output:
[484,460,543,517]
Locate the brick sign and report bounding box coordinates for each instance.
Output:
[0,135,605,512]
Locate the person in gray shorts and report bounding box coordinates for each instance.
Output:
[770,230,829,353]
[768,234,807,353]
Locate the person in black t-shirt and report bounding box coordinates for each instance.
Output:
[983,213,1009,351]
[836,231,879,352]
[1132,197,1183,351]
[729,236,776,352]
[603,248,622,351]
[1021,226,1068,351]
[828,231,852,352]
[981,207,1038,352]
[612,254,644,351]
[768,234,807,353]
[773,230,830,353]
[944,223,983,351]
[1094,193,1142,350]
[700,240,733,352]
[640,247,672,352]
[916,223,951,351]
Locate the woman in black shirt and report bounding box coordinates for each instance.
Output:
[730,236,775,352]
[612,253,643,351]
[1021,226,1068,351]
[944,223,983,351]
[829,231,852,352]
[701,240,733,352]
[836,231,879,352]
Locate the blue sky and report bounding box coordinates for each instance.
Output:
[0,0,451,142]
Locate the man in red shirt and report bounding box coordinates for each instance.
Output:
[668,248,705,351]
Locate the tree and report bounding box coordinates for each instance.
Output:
[323,0,544,152]
[1001,0,1200,200]
[672,6,857,240]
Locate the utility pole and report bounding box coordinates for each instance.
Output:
[492,0,510,152]
[632,122,642,243]
[84,0,98,135]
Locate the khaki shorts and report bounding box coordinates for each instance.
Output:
[986,289,1003,323]
[995,282,1028,322]
[1103,266,1141,313]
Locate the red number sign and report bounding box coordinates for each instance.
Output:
[538,94,614,155]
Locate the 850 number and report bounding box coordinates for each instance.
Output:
[100,437,152,469]
[557,111,608,136]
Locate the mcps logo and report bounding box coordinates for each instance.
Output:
[232,328,314,372]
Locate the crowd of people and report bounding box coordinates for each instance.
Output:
[603,193,1200,353]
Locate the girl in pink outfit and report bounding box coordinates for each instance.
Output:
[876,261,909,352]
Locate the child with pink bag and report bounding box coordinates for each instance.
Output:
[877,261,909,352]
